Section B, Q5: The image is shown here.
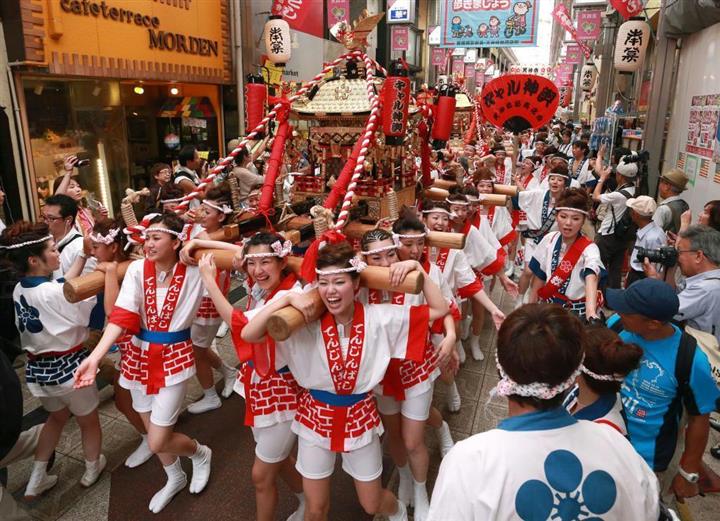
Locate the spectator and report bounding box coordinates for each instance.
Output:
[53,155,107,234]
[42,194,94,278]
[568,141,595,188]
[174,145,201,199]
[146,162,172,210]
[644,225,720,343]
[557,130,573,156]
[654,169,689,234]
[428,304,661,520]
[626,196,666,287]
[593,154,638,288]
[606,279,720,499]
[678,200,720,235]
[230,146,264,200]
[564,324,643,435]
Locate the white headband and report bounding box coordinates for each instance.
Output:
[0,234,52,250]
[244,239,292,260]
[160,197,185,204]
[547,172,569,179]
[493,353,584,400]
[89,228,120,245]
[445,198,469,206]
[580,364,625,382]
[393,231,427,240]
[361,238,399,256]
[143,226,189,242]
[203,200,233,214]
[315,256,367,275]
[555,206,589,216]
[421,208,454,216]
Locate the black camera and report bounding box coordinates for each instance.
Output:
[76,158,91,167]
[636,246,678,267]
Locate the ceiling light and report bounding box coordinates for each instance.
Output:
[133,86,144,95]
[170,87,180,95]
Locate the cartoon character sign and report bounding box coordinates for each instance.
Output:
[451,16,463,38]
[511,2,532,35]
[488,16,500,38]
[478,23,488,38]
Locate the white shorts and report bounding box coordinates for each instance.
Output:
[252,421,297,464]
[523,240,539,269]
[375,387,433,421]
[130,381,188,427]
[191,322,222,349]
[296,435,382,482]
[39,386,99,417]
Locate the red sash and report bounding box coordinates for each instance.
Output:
[368,288,405,305]
[425,246,449,273]
[143,260,187,395]
[539,164,550,182]
[368,289,406,400]
[496,162,506,184]
[320,304,365,452]
[537,236,591,301]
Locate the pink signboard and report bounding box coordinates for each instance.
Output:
[431,48,446,66]
[391,26,409,51]
[565,44,583,65]
[452,58,464,75]
[577,10,602,41]
[464,63,474,79]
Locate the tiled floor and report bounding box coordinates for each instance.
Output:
[7,285,720,520]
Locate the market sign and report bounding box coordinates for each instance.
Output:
[438,0,540,48]
[479,74,559,132]
[16,0,230,83]
[576,10,603,41]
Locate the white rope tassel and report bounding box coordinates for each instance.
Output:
[334,53,380,231]
[173,50,366,215]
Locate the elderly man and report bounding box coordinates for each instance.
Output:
[654,169,689,234]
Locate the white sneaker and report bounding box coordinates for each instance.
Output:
[24,463,58,501]
[397,464,413,507]
[388,500,408,521]
[469,335,485,361]
[149,460,187,514]
[220,366,238,399]
[189,442,212,494]
[187,391,222,414]
[81,454,106,487]
[456,340,466,365]
[125,435,153,468]
[435,421,454,458]
[215,321,229,338]
[446,382,461,413]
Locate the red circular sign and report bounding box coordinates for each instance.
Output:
[479,74,559,132]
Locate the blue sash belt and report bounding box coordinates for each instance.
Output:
[136,328,191,344]
[309,389,368,407]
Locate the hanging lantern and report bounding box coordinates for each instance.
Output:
[245,74,267,137]
[264,15,291,67]
[580,64,596,92]
[431,83,457,149]
[614,18,650,74]
[381,60,411,147]
[560,82,573,108]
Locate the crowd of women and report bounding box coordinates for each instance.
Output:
[2,120,718,521]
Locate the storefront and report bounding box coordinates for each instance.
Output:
[2,0,231,215]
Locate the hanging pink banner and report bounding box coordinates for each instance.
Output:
[552,4,592,59]
[431,48,445,66]
[565,44,583,65]
[577,10,603,41]
[391,26,409,51]
[464,63,474,79]
[326,0,350,27]
[452,58,464,75]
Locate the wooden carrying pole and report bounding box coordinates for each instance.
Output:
[342,222,466,249]
[267,258,423,341]
[423,188,507,206]
[431,180,518,197]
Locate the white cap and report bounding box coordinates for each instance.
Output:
[626,196,657,217]
[616,156,638,178]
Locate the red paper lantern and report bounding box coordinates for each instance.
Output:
[431,83,456,149]
[479,74,559,133]
[245,74,267,137]
[382,60,411,146]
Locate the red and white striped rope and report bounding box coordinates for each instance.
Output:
[333,53,381,231]
[173,50,366,214]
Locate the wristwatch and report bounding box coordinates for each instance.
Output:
[678,466,700,483]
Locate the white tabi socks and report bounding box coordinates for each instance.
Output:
[189,441,212,494]
[468,333,485,361]
[220,364,238,399]
[412,479,430,521]
[24,460,58,500]
[125,434,153,468]
[446,381,462,413]
[435,420,455,458]
[388,500,408,521]
[286,492,306,521]
[397,464,413,507]
[148,459,187,514]
[187,388,222,414]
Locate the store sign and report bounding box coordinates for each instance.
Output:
[464,63,474,79]
[326,0,350,27]
[452,58,464,75]
[565,45,583,65]
[391,26,409,51]
[610,0,647,20]
[388,0,415,24]
[479,74,559,132]
[576,10,603,41]
[463,49,478,63]
[428,26,441,45]
[431,48,446,66]
[438,0,540,48]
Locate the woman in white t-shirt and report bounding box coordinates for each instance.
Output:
[428,304,661,521]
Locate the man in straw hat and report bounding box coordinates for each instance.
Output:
[653,168,690,234]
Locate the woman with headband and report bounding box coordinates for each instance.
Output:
[90,218,152,469]
[527,189,604,320]
[179,183,239,416]
[357,228,457,521]
[191,231,306,521]
[563,324,642,435]
[221,241,448,521]
[510,164,569,307]
[74,212,212,514]
[428,304,661,520]
[0,222,104,499]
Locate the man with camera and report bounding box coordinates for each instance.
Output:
[653,169,690,234]
[626,196,668,287]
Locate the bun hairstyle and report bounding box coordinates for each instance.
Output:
[421,199,451,213]
[0,221,52,275]
[92,217,128,257]
[497,304,585,410]
[582,325,643,394]
[473,166,494,183]
[392,215,426,235]
[316,241,360,279]
[463,185,480,198]
[556,188,591,213]
[361,228,392,251]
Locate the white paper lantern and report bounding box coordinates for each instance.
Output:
[614,18,650,73]
[264,15,291,67]
[580,64,596,92]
